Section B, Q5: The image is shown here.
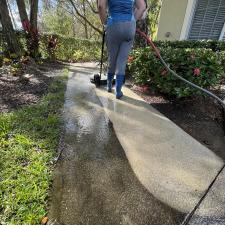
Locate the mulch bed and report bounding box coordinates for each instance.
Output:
[0,60,65,113]
[129,82,225,160]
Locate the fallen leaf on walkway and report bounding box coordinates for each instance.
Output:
[41,216,48,225]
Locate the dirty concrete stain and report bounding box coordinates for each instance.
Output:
[48,63,183,225]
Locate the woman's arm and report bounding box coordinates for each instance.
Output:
[98,0,107,25]
[134,0,147,20]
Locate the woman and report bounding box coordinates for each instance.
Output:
[98,0,146,99]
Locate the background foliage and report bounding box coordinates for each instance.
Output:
[40,34,101,61]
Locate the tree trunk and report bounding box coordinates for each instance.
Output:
[30,0,38,29]
[83,0,88,39]
[0,0,21,55]
[29,0,39,58]
[16,0,29,24]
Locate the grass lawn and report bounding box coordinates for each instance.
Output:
[0,69,68,224]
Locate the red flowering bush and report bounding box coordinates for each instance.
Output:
[193,68,201,76]
[22,20,40,58]
[129,47,224,97]
[47,35,58,60]
[127,55,134,64]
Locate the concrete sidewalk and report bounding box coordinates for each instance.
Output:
[96,77,225,220]
[189,168,225,224]
[49,63,183,225]
[49,63,225,225]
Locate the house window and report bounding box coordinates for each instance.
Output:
[188,0,225,40]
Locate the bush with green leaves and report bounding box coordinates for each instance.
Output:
[129,47,224,97]
[39,34,101,62]
[0,54,3,67]
[0,32,101,63]
[154,40,225,51]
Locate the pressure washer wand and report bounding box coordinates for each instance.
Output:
[136,29,225,108]
[99,31,106,78]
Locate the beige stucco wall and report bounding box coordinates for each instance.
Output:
[157,0,189,41]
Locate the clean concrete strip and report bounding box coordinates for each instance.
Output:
[96,86,224,214]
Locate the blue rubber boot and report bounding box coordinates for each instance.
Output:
[107,73,114,92]
[116,75,124,99]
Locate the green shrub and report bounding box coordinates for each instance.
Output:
[39,34,101,62]
[0,32,101,62]
[0,54,3,67]
[221,51,225,72]
[154,40,225,51]
[129,47,224,97]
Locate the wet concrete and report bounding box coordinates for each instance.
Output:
[48,63,183,225]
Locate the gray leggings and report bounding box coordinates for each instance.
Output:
[106,21,136,75]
